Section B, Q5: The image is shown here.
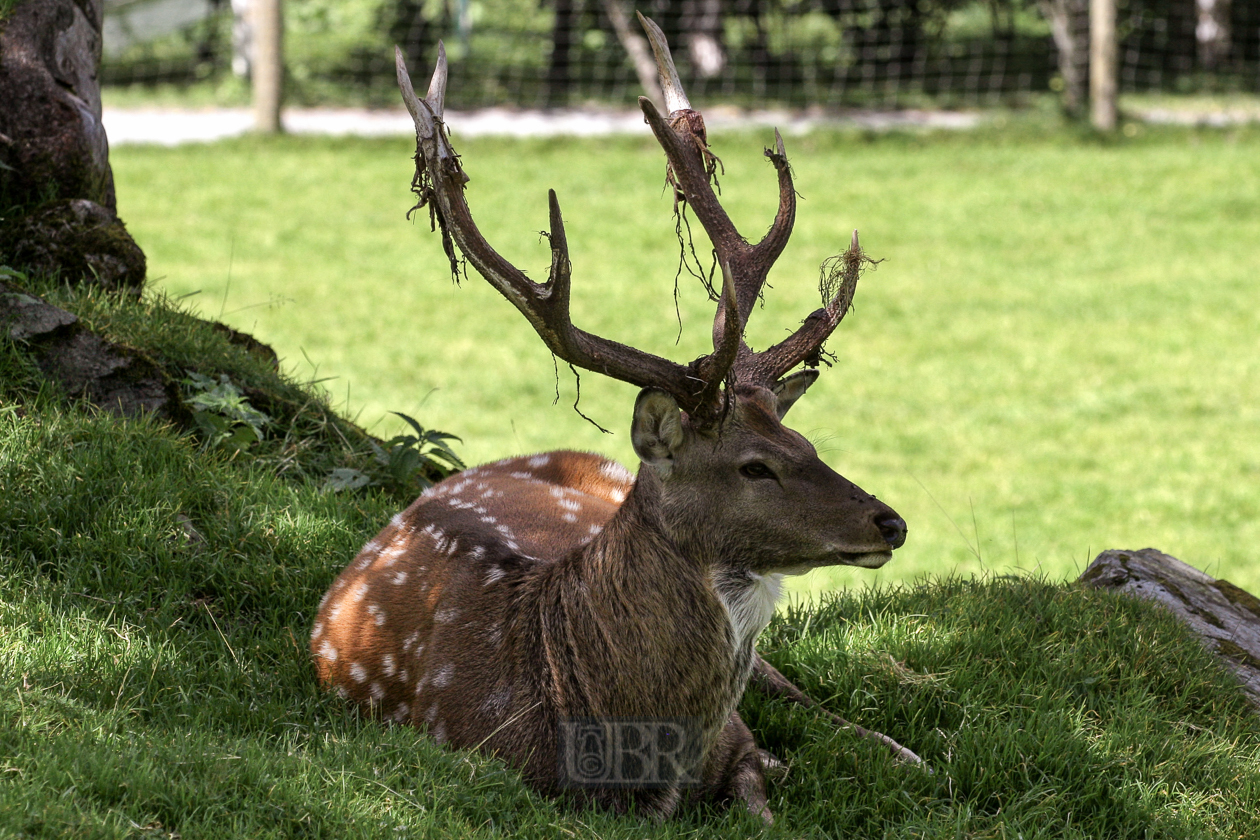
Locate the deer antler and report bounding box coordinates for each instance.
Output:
[396,16,868,426]
[633,14,866,389]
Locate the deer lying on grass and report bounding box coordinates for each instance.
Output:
[312,15,919,822]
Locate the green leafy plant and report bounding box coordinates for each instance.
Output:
[0,265,29,283]
[182,371,271,452]
[325,411,464,493]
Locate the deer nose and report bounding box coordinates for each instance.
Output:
[876,513,907,549]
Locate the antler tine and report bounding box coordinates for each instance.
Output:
[636,11,690,114]
[746,230,867,385]
[397,48,711,414]
[750,128,798,291]
[635,17,802,380]
[690,259,742,417]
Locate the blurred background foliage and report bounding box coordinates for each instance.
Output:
[101,0,1259,110]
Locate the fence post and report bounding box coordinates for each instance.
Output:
[1090,0,1117,131]
[253,0,284,133]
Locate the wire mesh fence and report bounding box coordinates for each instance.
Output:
[101,0,1260,110]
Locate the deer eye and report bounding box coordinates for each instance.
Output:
[739,462,777,480]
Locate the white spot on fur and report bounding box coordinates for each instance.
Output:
[432,721,447,743]
[327,601,344,622]
[318,640,338,662]
[390,513,405,529]
[557,498,582,512]
[509,471,533,480]
[561,512,578,523]
[352,582,370,602]
[349,663,367,683]
[600,460,634,484]
[398,668,409,683]
[609,488,627,504]
[336,685,349,699]
[369,682,384,700]
[367,604,387,626]
[311,621,324,640]
[484,566,505,585]
[391,570,408,586]
[379,544,406,567]
[317,591,330,611]
[403,630,421,652]
[470,545,486,559]
[434,607,459,624]
[393,702,410,721]
[425,703,438,722]
[433,664,454,688]
[528,454,550,468]
[382,654,396,677]
[481,685,512,716]
[588,523,602,536]
[479,515,497,525]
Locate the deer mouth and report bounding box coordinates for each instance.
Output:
[841,550,894,569]
[773,549,894,574]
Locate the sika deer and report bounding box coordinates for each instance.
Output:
[311,15,918,822]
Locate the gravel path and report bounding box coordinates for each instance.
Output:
[102,105,981,146]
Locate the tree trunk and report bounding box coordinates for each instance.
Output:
[251,0,283,133]
[680,0,724,79]
[1090,0,1116,131]
[0,0,145,293]
[1037,0,1089,117]
[1080,548,1260,708]
[546,0,584,108]
[0,0,113,211]
[600,0,664,110]
[1196,0,1231,71]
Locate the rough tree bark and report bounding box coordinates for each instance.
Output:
[1080,548,1260,708]
[600,0,664,109]
[1196,0,1231,71]
[0,0,145,293]
[1036,0,1089,117]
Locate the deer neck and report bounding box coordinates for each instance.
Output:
[528,466,744,730]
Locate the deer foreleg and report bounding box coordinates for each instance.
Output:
[698,711,777,823]
[750,653,925,767]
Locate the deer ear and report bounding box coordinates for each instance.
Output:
[631,388,685,470]
[772,370,819,419]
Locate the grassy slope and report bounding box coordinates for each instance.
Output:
[2,256,1259,838]
[110,121,1260,597]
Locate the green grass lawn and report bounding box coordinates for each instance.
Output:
[4,238,1260,838]
[109,119,1260,598]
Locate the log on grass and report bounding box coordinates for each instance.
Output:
[1080,548,1260,708]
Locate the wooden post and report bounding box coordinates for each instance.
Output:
[1090,0,1117,131]
[253,0,284,133]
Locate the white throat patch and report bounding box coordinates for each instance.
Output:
[713,569,785,655]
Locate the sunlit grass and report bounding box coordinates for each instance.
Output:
[109,120,1260,597]
[3,247,1260,838]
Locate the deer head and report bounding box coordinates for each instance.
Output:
[310,16,910,824]
[394,13,905,573]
